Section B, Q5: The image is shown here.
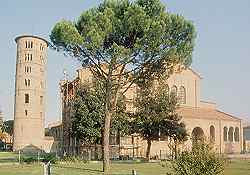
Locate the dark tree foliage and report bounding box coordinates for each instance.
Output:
[132,80,188,160]
[71,83,103,144]
[71,81,130,145]
[2,120,14,136]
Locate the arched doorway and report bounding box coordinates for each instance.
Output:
[192,127,205,144]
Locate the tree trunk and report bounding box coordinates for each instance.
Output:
[103,110,112,174]
[174,143,177,160]
[146,139,152,161]
[102,62,123,174]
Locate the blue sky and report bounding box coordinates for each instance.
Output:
[0,0,250,125]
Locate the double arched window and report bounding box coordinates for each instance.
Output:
[169,85,186,104]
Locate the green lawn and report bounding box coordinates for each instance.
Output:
[0,152,249,175]
[224,160,250,175]
[0,160,249,175]
[0,152,17,158]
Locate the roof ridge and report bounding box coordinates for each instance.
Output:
[216,109,241,121]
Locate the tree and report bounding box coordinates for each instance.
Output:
[2,120,14,136]
[132,79,187,160]
[168,121,188,160]
[50,0,195,172]
[71,83,104,145]
[71,80,130,157]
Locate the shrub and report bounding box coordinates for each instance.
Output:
[172,142,225,175]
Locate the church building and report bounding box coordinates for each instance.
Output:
[59,66,243,158]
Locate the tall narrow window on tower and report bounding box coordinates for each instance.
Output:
[25,94,29,103]
[40,96,43,105]
[25,79,31,87]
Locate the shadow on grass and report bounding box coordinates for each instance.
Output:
[53,164,103,173]
[52,165,132,175]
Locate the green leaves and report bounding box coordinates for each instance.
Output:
[133,81,187,142]
[50,0,196,72]
[173,142,225,175]
[71,81,130,144]
[50,20,83,48]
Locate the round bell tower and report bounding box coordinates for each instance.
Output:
[13,35,48,151]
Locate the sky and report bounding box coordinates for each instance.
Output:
[0,0,250,125]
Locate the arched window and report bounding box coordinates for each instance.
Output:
[171,85,178,97]
[192,127,205,144]
[228,127,234,142]
[234,127,239,142]
[179,86,186,104]
[210,125,215,142]
[223,127,228,142]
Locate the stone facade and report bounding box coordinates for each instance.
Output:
[59,66,243,157]
[13,35,53,152]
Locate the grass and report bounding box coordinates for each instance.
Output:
[0,152,250,175]
[0,160,249,175]
[224,160,250,175]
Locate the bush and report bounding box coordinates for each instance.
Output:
[171,142,225,175]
